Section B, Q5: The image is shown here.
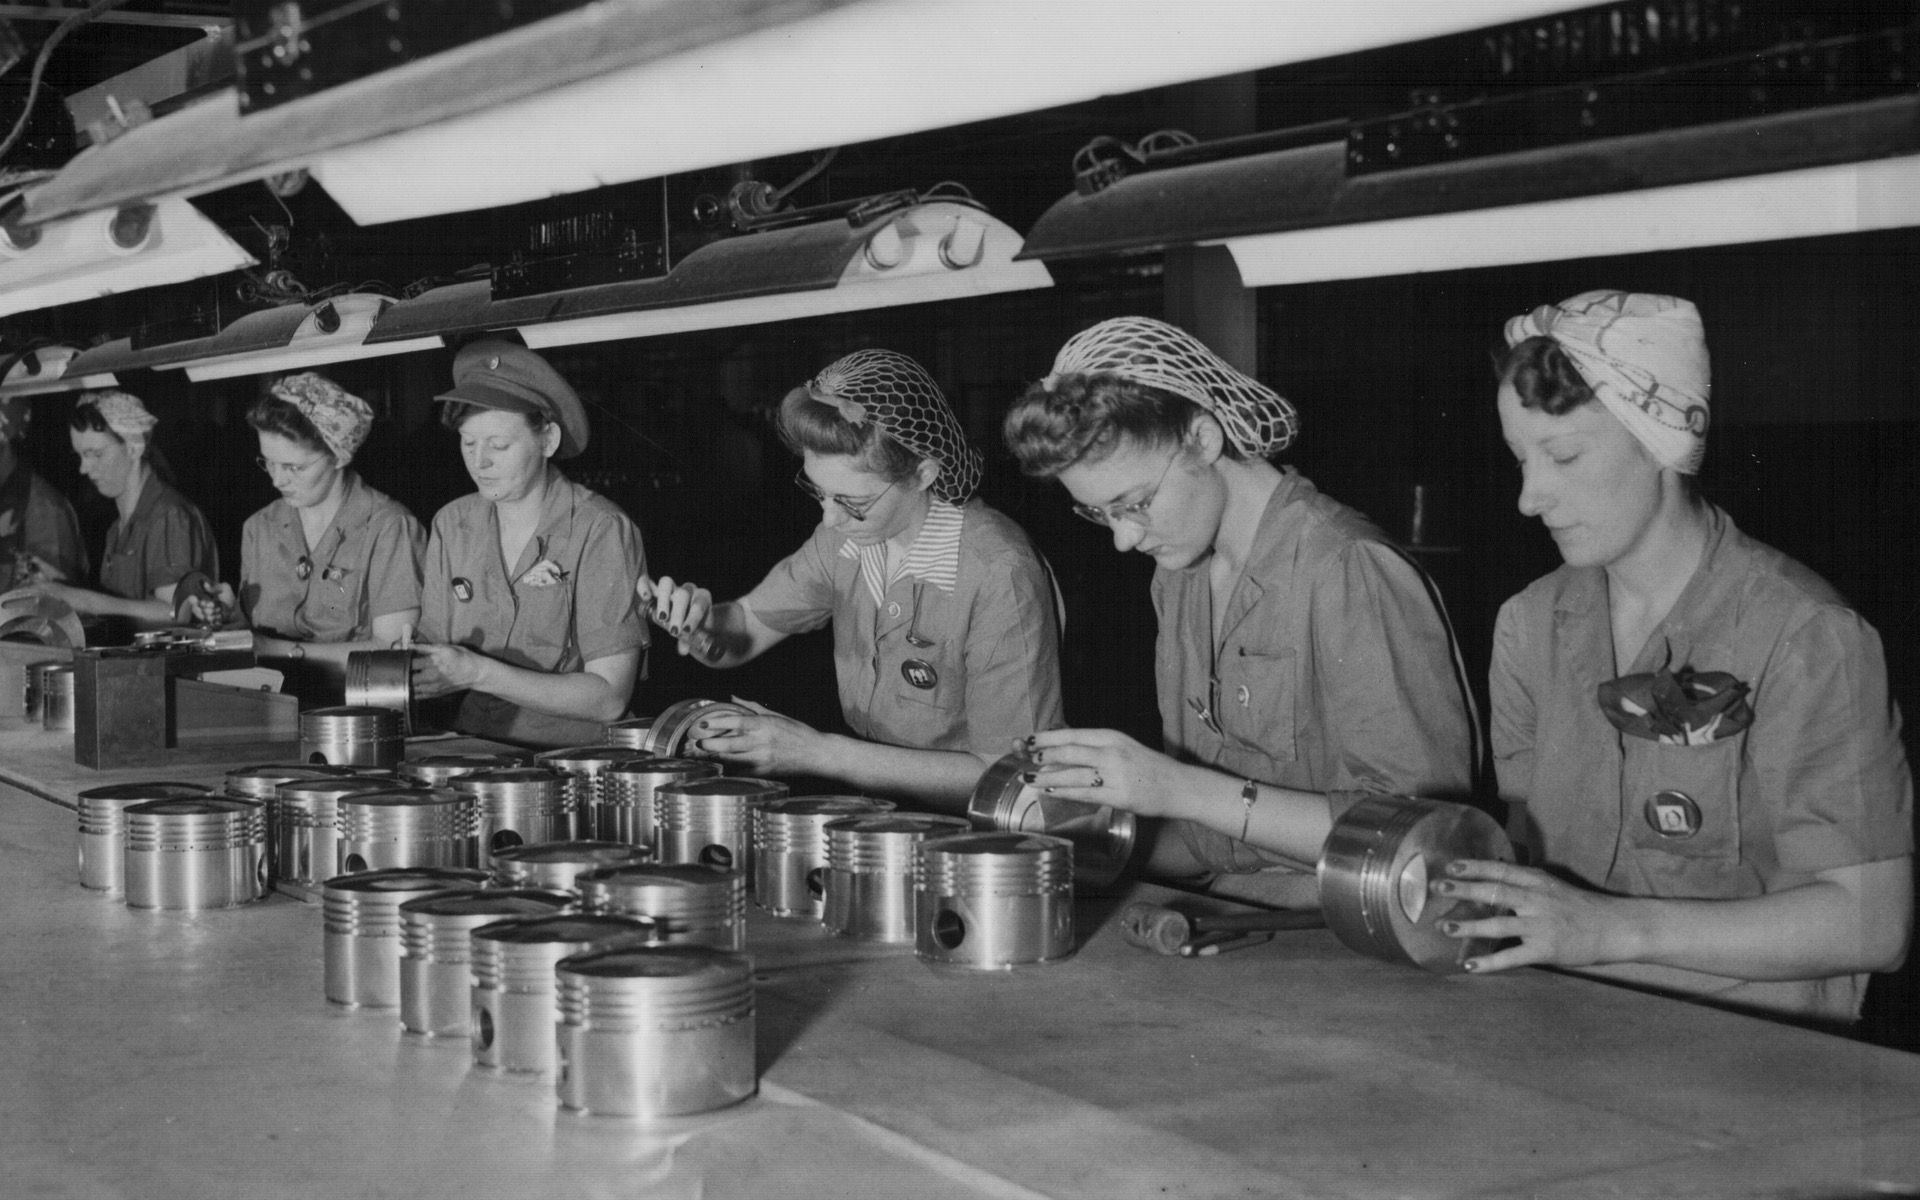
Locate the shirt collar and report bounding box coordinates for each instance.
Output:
[837,497,965,594]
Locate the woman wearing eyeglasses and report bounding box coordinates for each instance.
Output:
[189,373,424,677]
[638,349,1063,808]
[1001,317,1475,904]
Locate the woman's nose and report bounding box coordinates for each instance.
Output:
[1110,520,1147,554]
[1516,462,1550,518]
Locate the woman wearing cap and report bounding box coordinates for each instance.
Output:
[1001,317,1475,903]
[1436,290,1911,1023]
[638,349,1062,808]
[0,396,87,593]
[188,373,424,671]
[19,389,216,629]
[410,340,647,748]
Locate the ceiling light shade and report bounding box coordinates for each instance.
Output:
[519,201,1049,349]
[0,346,115,397]
[0,197,253,319]
[362,280,560,347]
[162,293,442,381]
[12,0,1602,228]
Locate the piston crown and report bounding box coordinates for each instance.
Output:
[473,913,659,945]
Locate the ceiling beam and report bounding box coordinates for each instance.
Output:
[0,4,228,30]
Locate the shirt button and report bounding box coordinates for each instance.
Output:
[1236,685,1250,707]
[886,602,901,619]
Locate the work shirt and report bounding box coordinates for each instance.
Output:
[420,471,647,748]
[744,498,1063,759]
[0,463,87,592]
[1155,469,1476,892]
[99,475,216,601]
[239,472,425,643]
[1492,505,1913,1022]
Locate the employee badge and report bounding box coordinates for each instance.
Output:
[901,659,938,690]
[1644,790,1702,839]
[451,577,473,603]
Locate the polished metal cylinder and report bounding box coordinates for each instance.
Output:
[1317,795,1514,975]
[968,752,1136,892]
[601,716,654,750]
[224,762,355,801]
[344,648,414,735]
[123,797,269,911]
[23,658,65,722]
[533,745,652,838]
[577,863,747,951]
[654,777,788,875]
[822,814,970,942]
[599,757,718,847]
[555,944,756,1119]
[398,752,531,789]
[913,832,1075,969]
[469,914,658,1074]
[397,888,573,1037]
[321,867,491,1008]
[272,777,391,888]
[638,698,754,758]
[299,705,404,767]
[335,787,477,875]
[450,767,576,866]
[41,663,75,732]
[752,796,897,918]
[77,781,215,894]
[489,840,651,892]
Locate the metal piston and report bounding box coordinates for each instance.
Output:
[821,813,971,943]
[322,867,492,1008]
[599,757,719,848]
[469,913,658,1074]
[653,776,788,875]
[344,649,415,736]
[914,831,1075,970]
[601,716,654,750]
[22,658,66,723]
[968,752,1136,891]
[299,705,404,767]
[335,787,478,875]
[577,863,747,951]
[123,797,269,912]
[272,776,392,888]
[636,698,754,758]
[533,745,653,839]
[76,781,213,893]
[41,663,75,732]
[451,767,576,866]
[556,944,757,1119]
[752,795,897,918]
[489,840,652,892]
[397,888,574,1037]
[398,752,532,789]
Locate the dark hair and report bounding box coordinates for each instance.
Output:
[68,399,119,440]
[1002,372,1232,479]
[776,388,922,483]
[439,401,549,438]
[245,393,328,457]
[1496,337,1596,416]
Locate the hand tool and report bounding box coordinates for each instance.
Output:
[1117,900,1324,957]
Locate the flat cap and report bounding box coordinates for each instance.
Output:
[436,339,587,458]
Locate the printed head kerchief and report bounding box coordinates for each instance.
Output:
[78,390,158,455]
[1043,316,1298,457]
[804,350,984,504]
[1504,290,1710,475]
[271,372,373,465]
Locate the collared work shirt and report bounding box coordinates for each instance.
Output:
[239,472,425,643]
[1492,505,1913,1022]
[1156,469,1476,878]
[0,465,87,591]
[99,476,216,600]
[744,498,1063,759]
[420,473,648,748]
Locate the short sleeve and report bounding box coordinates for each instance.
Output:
[237,512,268,623]
[741,527,837,635]
[364,506,426,622]
[418,507,456,644]
[957,552,1063,749]
[1489,594,1539,807]
[140,500,217,597]
[571,509,647,665]
[25,476,88,583]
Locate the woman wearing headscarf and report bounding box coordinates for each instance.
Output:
[639,349,1063,808]
[1438,290,1911,1023]
[24,389,216,629]
[410,340,648,749]
[0,395,87,593]
[190,373,424,672]
[1001,317,1475,904]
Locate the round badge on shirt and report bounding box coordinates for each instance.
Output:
[1644,790,1702,839]
[452,577,473,603]
[901,659,938,690]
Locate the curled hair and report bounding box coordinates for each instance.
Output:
[68,399,118,440]
[1002,372,1231,479]
[246,393,327,457]
[1497,336,1596,416]
[439,401,549,438]
[776,388,922,483]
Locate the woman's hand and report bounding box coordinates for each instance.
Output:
[409,639,490,699]
[635,574,718,659]
[182,583,236,627]
[1022,728,1194,819]
[1433,858,1636,973]
[23,554,67,585]
[687,699,824,776]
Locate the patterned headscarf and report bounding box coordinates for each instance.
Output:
[77,390,158,456]
[270,371,374,465]
[1504,290,1710,475]
[802,350,984,504]
[1043,316,1298,457]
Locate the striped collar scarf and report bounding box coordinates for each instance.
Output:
[839,497,964,607]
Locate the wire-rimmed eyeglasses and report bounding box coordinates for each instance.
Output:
[1070,450,1180,530]
[794,470,896,521]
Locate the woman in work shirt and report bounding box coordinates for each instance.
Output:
[1002,317,1476,904]
[639,349,1063,810]
[410,341,647,748]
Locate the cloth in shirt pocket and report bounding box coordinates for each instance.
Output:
[1622,734,1743,862]
[510,575,578,669]
[1218,644,1297,763]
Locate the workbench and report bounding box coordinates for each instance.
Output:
[3,717,1917,1199]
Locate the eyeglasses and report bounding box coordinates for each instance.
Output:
[793,470,896,521]
[256,454,330,480]
[1071,450,1180,530]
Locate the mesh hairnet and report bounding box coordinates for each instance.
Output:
[1044,317,1298,457]
[805,350,984,504]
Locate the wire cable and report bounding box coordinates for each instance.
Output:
[0,0,131,166]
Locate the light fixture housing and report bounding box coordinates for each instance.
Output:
[0,196,253,319]
[519,201,1049,349]
[160,293,443,381]
[362,280,560,347]
[0,346,115,397]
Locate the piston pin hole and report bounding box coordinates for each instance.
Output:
[932,908,967,950]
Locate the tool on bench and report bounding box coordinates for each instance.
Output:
[1117,900,1325,957]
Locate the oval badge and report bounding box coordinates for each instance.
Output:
[451,577,473,603]
[901,659,938,690]
[1644,790,1702,839]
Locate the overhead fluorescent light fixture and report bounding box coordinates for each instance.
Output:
[363,279,560,347]
[0,346,114,397]
[0,197,253,319]
[521,201,1049,350]
[162,293,442,381]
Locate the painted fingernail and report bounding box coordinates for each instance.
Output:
[697,719,710,729]
[1446,860,1467,875]
[1031,750,1045,764]
[1440,921,1460,936]
[1434,881,1457,896]
[1462,959,1480,973]
[1041,787,1056,794]
[1020,771,1039,783]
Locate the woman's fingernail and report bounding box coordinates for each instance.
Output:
[1434,881,1457,896]
[1020,771,1038,783]
[1440,921,1460,936]
[1031,750,1044,764]
[1462,959,1480,973]
[697,719,710,729]
[1446,860,1467,876]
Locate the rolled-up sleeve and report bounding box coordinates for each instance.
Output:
[742,528,836,636]
[365,509,426,623]
[959,553,1064,750]
[572,511,648,666]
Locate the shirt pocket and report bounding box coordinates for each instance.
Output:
[511,579,576,667]
[884,645,962,714]
[1622,735,1743,862]
[1218,644,1297,763]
